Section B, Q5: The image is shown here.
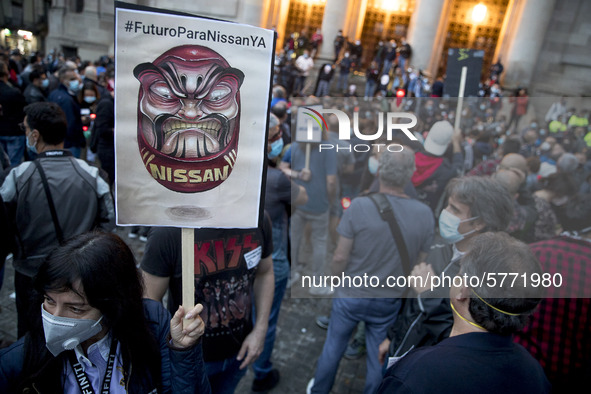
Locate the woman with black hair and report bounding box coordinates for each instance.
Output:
[0,231,210,393]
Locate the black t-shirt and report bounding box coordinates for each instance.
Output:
[141,215,273,362]
[264,167,292,224]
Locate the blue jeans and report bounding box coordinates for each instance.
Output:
[205,357,247,394]
[290,209,329,277]
[294,75,307,95]
[316,80,330,97]
[365,80,377,98]
[382,59,393,75]
[252,276,288,380]
[311,298,401,394]
[271,221,290,282]
[398,56,407,72]
[337,72,349,93]
[0,135,25,167]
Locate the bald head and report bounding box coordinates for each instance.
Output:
[499,153,527,183]
[493,169,522,196]
[64,60,78,70]
[84,65,97,81]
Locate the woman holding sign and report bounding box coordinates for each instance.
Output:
[0,232,210,393]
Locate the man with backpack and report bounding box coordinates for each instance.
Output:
[0,102,115,337]
[378,176,514,364]
[308,146,434,394]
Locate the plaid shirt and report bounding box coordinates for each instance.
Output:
[514,235,591,384]
[467,158,500,177]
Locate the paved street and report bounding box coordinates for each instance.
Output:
[0,226,367,393]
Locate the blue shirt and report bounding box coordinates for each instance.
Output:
[285,142,337,213]
[65,334,126,393]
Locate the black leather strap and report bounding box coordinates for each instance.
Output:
[33,160,64,244]
[369,193,411,277]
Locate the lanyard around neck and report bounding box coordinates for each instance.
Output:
[67,338,118,394]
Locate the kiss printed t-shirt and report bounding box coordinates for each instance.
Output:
[141,214,272,362]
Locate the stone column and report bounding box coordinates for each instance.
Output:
[502,0,556,88]
[317,0,353,61]
[406,0,446,70]
[239,0,265,27]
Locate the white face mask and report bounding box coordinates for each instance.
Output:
[41,304,103,357]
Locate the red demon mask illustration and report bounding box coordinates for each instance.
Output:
[134,45,244,192]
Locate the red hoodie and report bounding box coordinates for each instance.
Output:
[412,151,443,187]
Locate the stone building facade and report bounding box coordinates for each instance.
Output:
[2,0,590,98]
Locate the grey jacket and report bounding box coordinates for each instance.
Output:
[0,150,115,276]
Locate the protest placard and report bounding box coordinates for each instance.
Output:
[115,2,275,229]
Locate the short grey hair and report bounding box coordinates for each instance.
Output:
[446,176,514,231]
[461,232,543,335]
[378,146,415,188]
[557,153,578,173]
[268,113,280,130]
[58,65,76,81]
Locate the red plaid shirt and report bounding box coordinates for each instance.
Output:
[467,158,500,177]
[514,235,591,384]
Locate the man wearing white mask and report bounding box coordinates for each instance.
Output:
[48,66,85,157]
[378,176,513,363]
[294,50,314,96]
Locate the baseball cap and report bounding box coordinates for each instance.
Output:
[424,121,454,156]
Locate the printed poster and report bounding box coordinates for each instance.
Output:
[114,2,275,228]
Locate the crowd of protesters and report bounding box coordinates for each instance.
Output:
[0,29,590,394]
[0,47,115,173]
[267,28,590,392]
[274,88,591,392]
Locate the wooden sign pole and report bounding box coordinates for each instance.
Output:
[454,66,468,131]
[182,227,195,326]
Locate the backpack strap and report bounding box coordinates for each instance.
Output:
[33,160,64,244]
[368,193,411,277]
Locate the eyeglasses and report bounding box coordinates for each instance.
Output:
[18,122,27,133]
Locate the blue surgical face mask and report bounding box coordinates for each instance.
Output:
[41,79,49,89]
[368,156,379,175]
[68,79,80,93]
[84,96,96,104]
[439,209,479,244]
[26,134,37,154]
[268,138,284,159]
